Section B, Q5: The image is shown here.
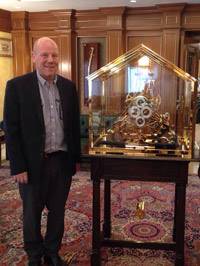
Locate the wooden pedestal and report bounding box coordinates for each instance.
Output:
[90,154,189,266]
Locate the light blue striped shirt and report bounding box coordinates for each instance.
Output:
[37,71,67,153]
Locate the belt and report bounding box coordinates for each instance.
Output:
[43,151,67,159]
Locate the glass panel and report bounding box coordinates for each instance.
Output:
[88,45,196,158]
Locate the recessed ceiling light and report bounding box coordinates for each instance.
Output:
[130,0,137,2]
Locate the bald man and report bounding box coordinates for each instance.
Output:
[4,37,80,266]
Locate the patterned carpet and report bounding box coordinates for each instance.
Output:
[0,163,200,266]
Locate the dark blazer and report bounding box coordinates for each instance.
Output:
[3,71,80,183]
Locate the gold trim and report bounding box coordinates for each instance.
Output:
[87,44,196,82]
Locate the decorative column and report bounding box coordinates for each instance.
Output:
[0,9,11,32]
[100,7,126,114]
[11,11,31,76]
[52,9,76,81]
[158,3,186,65]
[158,4,186,139]
[101,7,126,62]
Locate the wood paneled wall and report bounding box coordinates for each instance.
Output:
[6,3,200,82]
[11,12,30,76]
[0,9,11,32]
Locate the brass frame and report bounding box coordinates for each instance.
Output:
[87,44,197,158]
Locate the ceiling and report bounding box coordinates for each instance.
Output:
[0,0,199,12]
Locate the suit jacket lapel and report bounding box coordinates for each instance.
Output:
[56,76,69,128]
[30,72,45,129]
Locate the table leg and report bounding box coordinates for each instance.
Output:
[174,183,186,266]
[91,179,101,266]
[103,179,111,238]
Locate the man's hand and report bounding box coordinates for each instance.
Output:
[13,172,28,184]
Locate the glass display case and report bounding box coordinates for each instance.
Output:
[87,44,197,158]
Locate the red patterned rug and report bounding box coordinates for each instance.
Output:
[0,164,200,266]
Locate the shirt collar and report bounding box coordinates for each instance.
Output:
[36,70,57,86]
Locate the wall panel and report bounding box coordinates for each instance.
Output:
[11,12,31,76]
[0,32,13,120]
[3,3,199,125]
[0,9,11,32]
[75,10,106,31]
[7,3,200,79]
[127,32,162,54]
[126,13,163,30]
[162,29,180,64]
[182,5,200,29]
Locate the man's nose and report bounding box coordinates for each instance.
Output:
[47,55,54,61]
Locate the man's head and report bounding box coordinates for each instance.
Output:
[32,37,59,82]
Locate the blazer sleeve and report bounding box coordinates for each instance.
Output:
[3,80,27,175]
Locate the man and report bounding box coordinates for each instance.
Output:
[3,37,80,266]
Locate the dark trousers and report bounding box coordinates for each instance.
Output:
[19,151,72,261]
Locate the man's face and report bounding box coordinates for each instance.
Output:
[32,40,59,81]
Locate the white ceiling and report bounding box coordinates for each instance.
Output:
[0,0,200,12]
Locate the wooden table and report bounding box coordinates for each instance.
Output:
[90,154,189,266]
